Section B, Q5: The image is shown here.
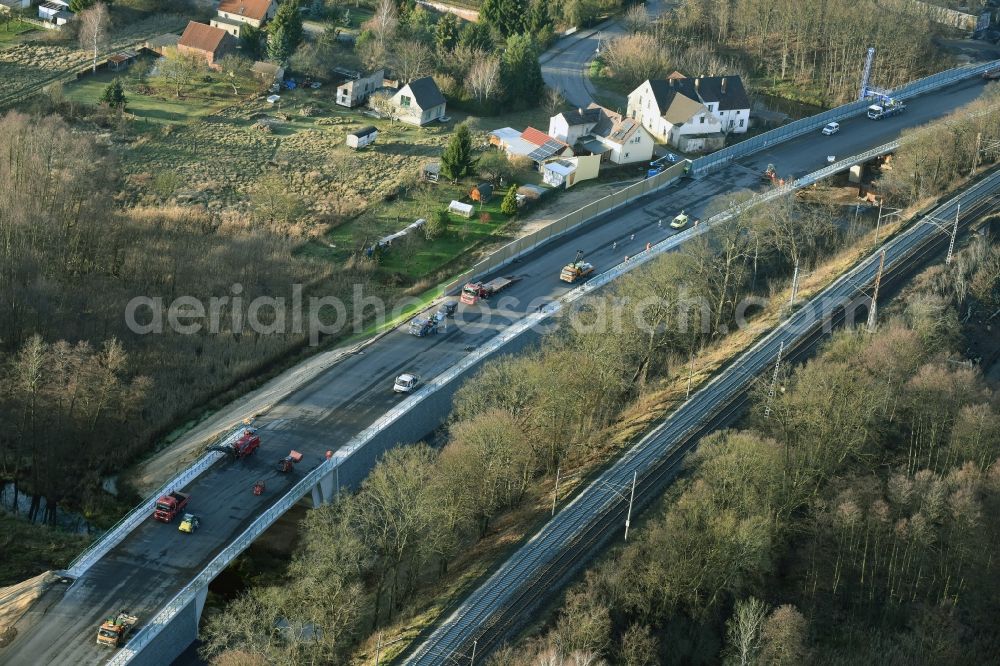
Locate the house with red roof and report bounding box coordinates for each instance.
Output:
[177,21,236,69]
[211,0,277,37]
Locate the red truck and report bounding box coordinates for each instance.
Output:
[460,276,519,306]
[231,430,260,458]
[153,492,190,522]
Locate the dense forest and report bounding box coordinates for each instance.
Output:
[198,95,1000,664]
[492,231,1000,665]
[604,0,948,104]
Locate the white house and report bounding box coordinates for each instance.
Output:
[38,0,71,24]
[548,104,654,166]
[548,107,603,145]
[210,0,277,37]
[627,74,750,152]
[389,76,446,126]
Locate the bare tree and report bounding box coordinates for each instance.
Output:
[542,86,566,116]
[393,39,433,84]
[724,597,770,666]
[601,34,667,87]
[759,605,809,666]
[78,2,110,73]
[368,90,396,124]
[366,0,398,56]
[623,3,651,33]
[467,55,502,103]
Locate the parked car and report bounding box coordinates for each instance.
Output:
[822,122,840,135]
[394,373,419,393]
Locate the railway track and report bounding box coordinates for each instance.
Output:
[403,169,1000,665]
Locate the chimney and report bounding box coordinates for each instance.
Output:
[721,78,727,94]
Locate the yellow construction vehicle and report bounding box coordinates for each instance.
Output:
[559,250,594,283]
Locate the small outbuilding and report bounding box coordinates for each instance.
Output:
[346,125,378,150]
[470,183,493,204]
[448,200,474,218]
[107,51,137,71]
[422,162,441,183]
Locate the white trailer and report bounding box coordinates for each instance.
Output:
[346,126,378,149]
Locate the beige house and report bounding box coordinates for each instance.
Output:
[550,104,654,165]
[389,77,446,126]
[210,0,277,37]
[542,155,601,189]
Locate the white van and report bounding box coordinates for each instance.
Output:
[821,122,840,136]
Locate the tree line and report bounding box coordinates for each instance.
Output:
[487,231,1000,665]
[603,0,948,105]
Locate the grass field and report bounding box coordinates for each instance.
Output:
[320,186,517,278]
[63,66,235,124]
[0,20,34,44]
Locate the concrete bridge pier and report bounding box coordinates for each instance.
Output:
[310,464,340,506]
[126,585,208,666]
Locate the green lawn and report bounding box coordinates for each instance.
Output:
[0,19,35,44]
[317,185,516,280]
[62,65,242,125]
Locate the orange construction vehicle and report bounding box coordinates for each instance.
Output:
[96,611,138,648]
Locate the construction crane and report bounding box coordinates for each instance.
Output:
[857,47,895,104]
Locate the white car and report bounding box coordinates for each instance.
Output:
[670,211,690,229]
[393,373,419,393]
[821,122,840,136]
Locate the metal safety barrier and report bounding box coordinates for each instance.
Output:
[64,427,248,579]
[442,159,691,295]
[690,59,1000,176]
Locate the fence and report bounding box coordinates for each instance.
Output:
[63,426,249,579]
[691,59,1000,176]
[443,159,690,294]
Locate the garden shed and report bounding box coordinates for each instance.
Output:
[448,201,474,218]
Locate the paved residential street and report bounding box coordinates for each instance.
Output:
[541,0,669,109]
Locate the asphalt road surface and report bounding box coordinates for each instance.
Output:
[0,74,993,666]
[404,166,1000,666]
[541,0,669,109]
